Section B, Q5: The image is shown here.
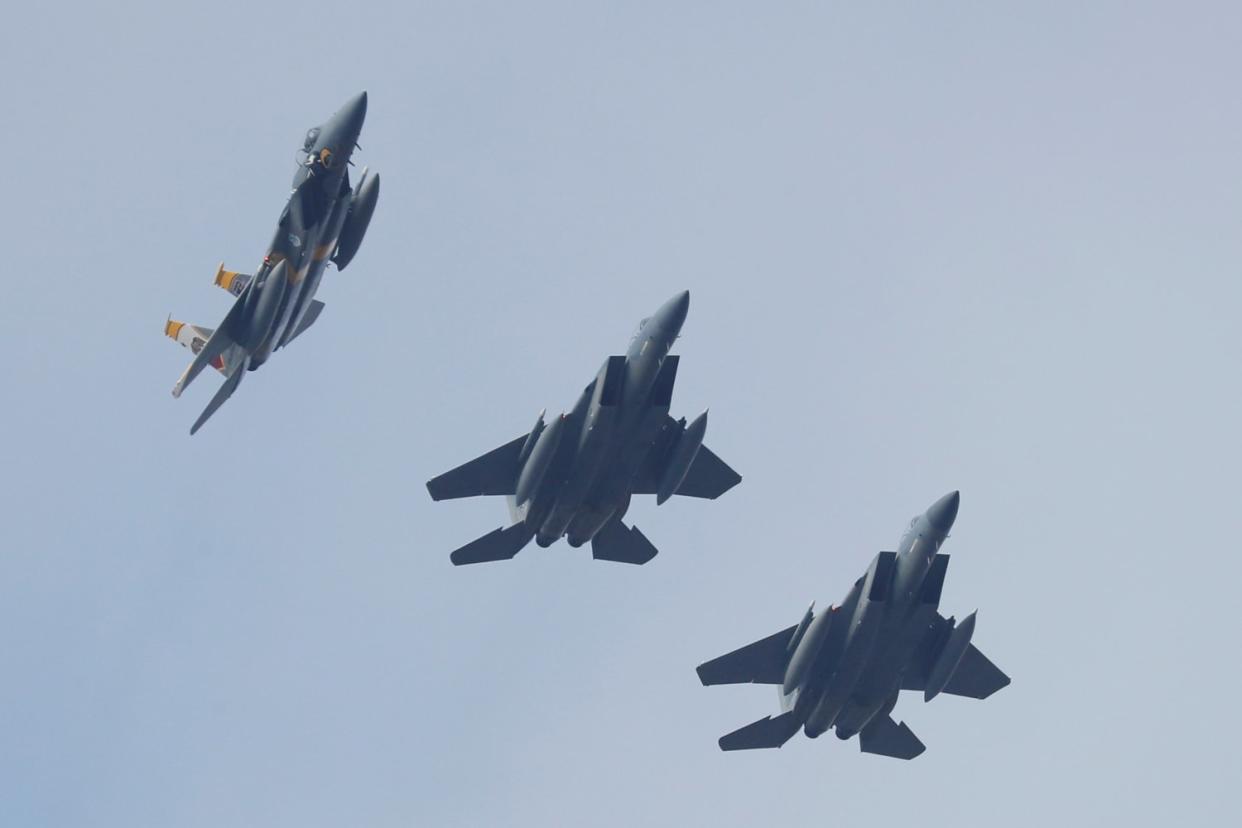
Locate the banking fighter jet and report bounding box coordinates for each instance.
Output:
[165,92,380,434]
[427,291,741,566]
[697,491,1009,759]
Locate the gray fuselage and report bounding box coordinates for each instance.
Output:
[784,491,960,740]
[513,291,691,547]
[239,92,368,368]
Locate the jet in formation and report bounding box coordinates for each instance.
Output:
[166,92,380,434]
[427,291,741,566]
[697,491,1009,759]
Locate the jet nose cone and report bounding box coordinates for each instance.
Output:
[926,490,960,534]
[343,90,367,127]
[672,289,690,318]
[325,91,368,144]
[655,290,690,336]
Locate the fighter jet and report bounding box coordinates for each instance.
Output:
[426,291,741,566]
[697,491,1009,759]
[165,92,380,434]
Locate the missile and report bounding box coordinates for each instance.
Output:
[655,410,708,505]
[924,611,977,702]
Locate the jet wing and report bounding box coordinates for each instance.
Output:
[633,417,742,500]
[675,445,742,499]
[902,615,1010,700]
[426,435,526,501]
[939,644,1010,699]
[696,624,798,686]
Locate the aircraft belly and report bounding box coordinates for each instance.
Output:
[543,400,667,544]
[833,699,885,738]
[854,604,940,702]
[805,589,883,735]
[613,405,674,490]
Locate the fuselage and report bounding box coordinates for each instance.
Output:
[242,92,368,369]
[513,291,691,547]
[784,491,960,740]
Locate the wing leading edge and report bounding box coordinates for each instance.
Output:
[696,624,797,686]
[427,435,527,501]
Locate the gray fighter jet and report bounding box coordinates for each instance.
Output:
[427,291,741,566]
[165,92,380,434]
[697,491,1009,759]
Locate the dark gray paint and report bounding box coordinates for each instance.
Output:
[427,291,741,565]
[697,491,1009,759]
[170,92,378,434]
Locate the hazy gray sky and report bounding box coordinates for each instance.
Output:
[2,1,1239,825]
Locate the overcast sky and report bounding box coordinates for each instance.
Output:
[1,1,1239,825]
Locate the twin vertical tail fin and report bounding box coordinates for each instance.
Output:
[165,262,262,433]
[213,262,252,296]
[167,314,250,434]
[165,319,222,368]
[167,315,250,434]
[168,262,254,399]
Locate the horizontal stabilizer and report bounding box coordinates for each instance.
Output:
[449,523,534,566]
[859,715,925,760]
[697,625,798,686]
[942,644,1011,700]
[427,435,527,500]
[285,300,325,345]
[718,712,801,751]
[591,519,658,565]
[189,355,249,435]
